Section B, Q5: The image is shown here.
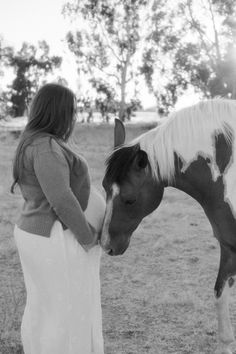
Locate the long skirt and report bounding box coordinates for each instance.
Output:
[14,187,105,354]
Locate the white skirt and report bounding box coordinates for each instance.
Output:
[14,187,106,354]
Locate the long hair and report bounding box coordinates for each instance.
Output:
[11,83,77,192]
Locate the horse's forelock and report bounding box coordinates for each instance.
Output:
[105,143,140,185]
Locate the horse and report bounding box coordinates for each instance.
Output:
[101,99,236,354]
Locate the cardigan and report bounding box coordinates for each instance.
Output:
[16,135,93,244]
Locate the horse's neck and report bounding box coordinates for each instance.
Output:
[164,127,234,208]
[165,152,209,206]
[165,148,236,245]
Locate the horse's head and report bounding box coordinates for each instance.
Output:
[101,119,164,256]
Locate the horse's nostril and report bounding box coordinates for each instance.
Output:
[108,249,113,256]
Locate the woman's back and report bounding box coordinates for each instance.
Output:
[17,135,90,237]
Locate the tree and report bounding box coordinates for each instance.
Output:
[6,41,62,117]
[140,0,236,114]
[176,0,236,98]
[0,37,15,119]
[0,91,11,119]
[141,0,236,114]
[125,98,142,120]
[63,0,148,121]
[92,78,118,122]
[140,0,188,114]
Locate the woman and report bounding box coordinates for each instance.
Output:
[11,83,105,354]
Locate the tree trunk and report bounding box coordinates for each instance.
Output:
[12,94,26,117]
[118,49,131,121]
[119,83,126,121]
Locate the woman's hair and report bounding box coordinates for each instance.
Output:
[11,83,77,192]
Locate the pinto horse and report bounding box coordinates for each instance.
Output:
[101,99,236,354]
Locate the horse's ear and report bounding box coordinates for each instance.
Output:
[114,118,126,148]
[133,150,148,170]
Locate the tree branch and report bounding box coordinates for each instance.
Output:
[96,18,123,64]
[186,0,217,69]
[207,0,221,61]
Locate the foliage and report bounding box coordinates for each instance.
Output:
[3,41,62,117]
[124,98,142,120]
[92,78,117,122]
[0,40,13,119]
[0,37,13,79]
[139,0,188,115]
[0,91,11,119]
[63,0,147,120]
[90,78,142,121]
[176,0,236,98]
[140,0,236,114]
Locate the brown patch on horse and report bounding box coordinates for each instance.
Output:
[214,126,233,174]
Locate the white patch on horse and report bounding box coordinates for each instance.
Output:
[179,131,236,217]
[133,99,235,183]
[101,184,120,252]
[112,184,120,197]
[223,141,236,217]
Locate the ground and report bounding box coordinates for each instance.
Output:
[0,122,236,354]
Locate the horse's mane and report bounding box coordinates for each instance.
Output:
[133,98,236,183]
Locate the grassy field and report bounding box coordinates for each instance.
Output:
[0,122,236,354]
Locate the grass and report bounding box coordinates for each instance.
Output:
[0,123,236,353]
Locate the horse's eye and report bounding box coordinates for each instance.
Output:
[124,198,137,205]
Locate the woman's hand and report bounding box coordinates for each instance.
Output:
[82,224,100,252]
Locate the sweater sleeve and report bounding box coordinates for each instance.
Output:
[33,144,94,245]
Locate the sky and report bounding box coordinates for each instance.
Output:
[0,0,68,52]
[0,0,198,110]
[0,0,79,93]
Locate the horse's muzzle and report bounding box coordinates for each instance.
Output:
[101,236,131,256]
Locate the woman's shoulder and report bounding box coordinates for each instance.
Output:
[31,135,62,155]
[30,136,88,170]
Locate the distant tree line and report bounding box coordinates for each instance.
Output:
[0,36,141,121]
[0,0,236,120]
[0,39,62,118]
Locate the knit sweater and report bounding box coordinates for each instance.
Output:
[16,135,93,244]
